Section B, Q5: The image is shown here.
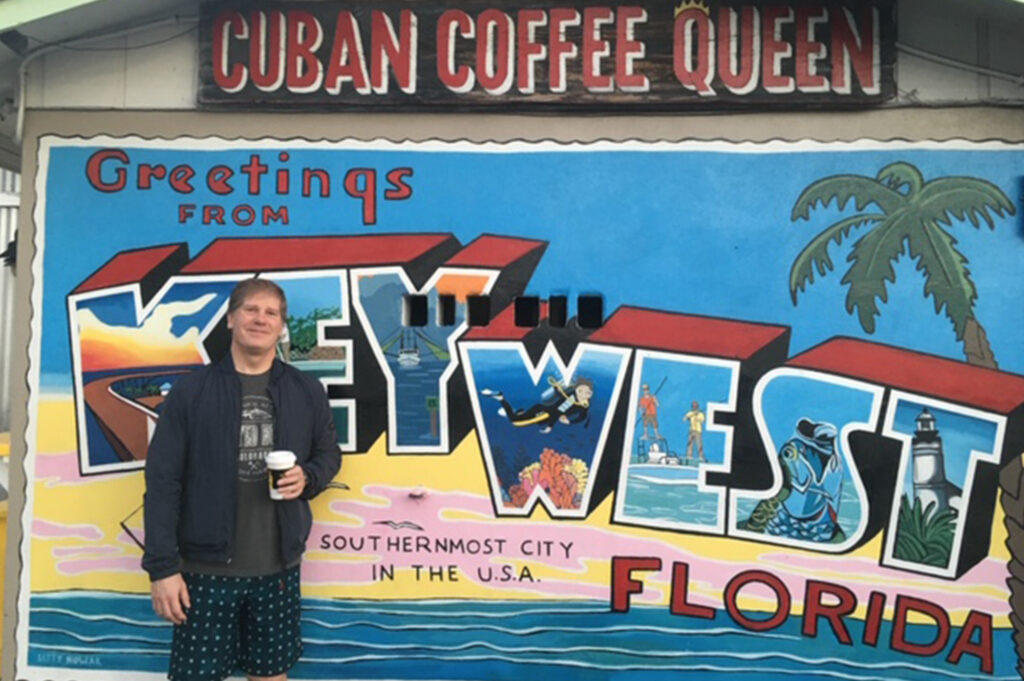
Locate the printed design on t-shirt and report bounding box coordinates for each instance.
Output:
[239,395,274,482]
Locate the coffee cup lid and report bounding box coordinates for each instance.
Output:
[266,450,296,468]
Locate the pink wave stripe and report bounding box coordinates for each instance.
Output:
[56,555,142,576]
[305,485,1008,611]
[52,545,121,557]
[33,519,103,541]
[33,449,140,489]
[34,451,82,482]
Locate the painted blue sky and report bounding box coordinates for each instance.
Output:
[39,142,1024,389]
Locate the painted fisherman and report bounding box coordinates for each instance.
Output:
[637,383,661,440]
[143,278,342,681]
[683,400,706,462]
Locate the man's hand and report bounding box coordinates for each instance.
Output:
[151,574,190,625]
[276,465,307,499]
[559,415,570,425]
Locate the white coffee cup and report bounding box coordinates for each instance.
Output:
[266,450,297,500]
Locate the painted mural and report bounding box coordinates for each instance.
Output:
[13,135,1024,680]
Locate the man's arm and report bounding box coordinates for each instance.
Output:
[142,383,189,581]
[300,382,342,499]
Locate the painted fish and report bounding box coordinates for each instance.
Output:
[743,418,846,543]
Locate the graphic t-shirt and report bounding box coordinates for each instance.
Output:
[184,370,284,576]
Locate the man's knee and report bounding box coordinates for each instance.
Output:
[248,675,287,681]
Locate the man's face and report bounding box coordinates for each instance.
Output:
[227,291,285,356]
[575,384,594,402]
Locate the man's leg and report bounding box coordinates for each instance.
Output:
[169,573,243,681]
[240,567,303,681]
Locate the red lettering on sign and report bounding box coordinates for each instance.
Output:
[250,11,285,91]
[301,168,331,197]
[212,11,248,93]
[275,153,289,194]
[168,166,195,194]
[674,8,715,96]
[947,610,993,674]
[890,595,950,657]
[371,10,417,94]
[203,205,226,225]
[437,10,475,93]
[795,7,829,92]
[285,10,324,93]
[137,163,167,190]
[207,165,234,195]
[344,168,378,225]
[669,562,715,619]
[610,556,661,612]
[832,7,879,95]
[240,154,269,195]
[862,591,886,647]
[477,10,514,94]
[87,148,131,191]
[724,570,791,631]
[516,9,547,94]
[582,7,614,92]
[616,7,649,92]
[717,7,760,95]
[384,168,414,200]
[178,204,195,223]
[802,580,855,644]
[548,8,581,93]
[762,6,795,93]
[325,11,369,94]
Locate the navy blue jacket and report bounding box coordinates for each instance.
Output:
[142,355,342,581]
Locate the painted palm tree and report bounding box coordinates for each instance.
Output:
[789,161,1015,368]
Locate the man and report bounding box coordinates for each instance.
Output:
[683,400,706,462]
[637,383,660,440]
[143,278,341,681]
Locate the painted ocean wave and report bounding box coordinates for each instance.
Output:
[28,595,1012,681]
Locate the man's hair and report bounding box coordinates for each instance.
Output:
[228,278,288,320]
[574,377,595,391]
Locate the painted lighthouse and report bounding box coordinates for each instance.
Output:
[911,408,962,514]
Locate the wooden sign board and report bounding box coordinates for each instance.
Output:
[198,0,897,110]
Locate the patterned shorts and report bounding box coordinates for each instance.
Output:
[169,567,302,681]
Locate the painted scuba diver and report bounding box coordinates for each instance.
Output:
[482,375,594,434]
[740,418,846,543]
